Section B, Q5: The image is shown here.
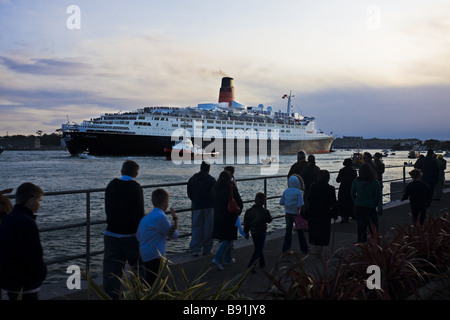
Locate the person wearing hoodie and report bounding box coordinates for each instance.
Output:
[187,161,216,256]
[351,163,382,243]
[280,175,304,253]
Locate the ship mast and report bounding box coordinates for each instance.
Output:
[284,91,295,115]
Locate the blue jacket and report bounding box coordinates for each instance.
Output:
[280,176,304,214]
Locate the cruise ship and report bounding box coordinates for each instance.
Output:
[61,77,334,156]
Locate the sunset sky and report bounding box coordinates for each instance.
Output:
[1,0,449,139]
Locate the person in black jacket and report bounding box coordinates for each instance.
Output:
[187,161,216,256]
[307,170,338,259]
[211,170,243,270]
[287,150,307,179]
[0,182,46,300]
[336,158,357,223]
[244,192,272,272]
[103,160,145,299]
[414,149,439,197]
[401,168,432,226]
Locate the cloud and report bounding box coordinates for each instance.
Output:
[0,56,91,76]
[292,85,450,139]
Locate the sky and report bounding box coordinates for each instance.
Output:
[0,0,449,140]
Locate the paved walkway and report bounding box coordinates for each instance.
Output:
[45,188,450,300]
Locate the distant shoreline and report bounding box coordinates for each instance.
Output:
[1,134,449,152]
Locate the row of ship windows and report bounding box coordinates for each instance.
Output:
[134,121,304,130]
[134,124,292,133]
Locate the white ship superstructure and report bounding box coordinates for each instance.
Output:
[62,77,334,156]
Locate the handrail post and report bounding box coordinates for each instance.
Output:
[86,191,91,273]
[264,178,267,209]
[403,164,406,191]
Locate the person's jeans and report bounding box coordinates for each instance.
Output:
[282,214,296,252]
[190,208,214,255]
[103,235,143,299]
[213,240,233,264]
[248,232,266,268]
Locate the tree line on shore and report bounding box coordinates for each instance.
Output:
[333,137,450,151]
[1,134,449,151]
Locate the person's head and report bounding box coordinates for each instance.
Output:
[318,170,330,183]
[121,160,139,178]
[363,152,372,163]
[343,158,353,167]
[307,154,315,164]
[297,150,306,161]
[152,188,170,211]
[217,170,232,185]
[358,163,376,181]
[224,166,235,176]
[409,168,423,180]
[288,174,304,190]
[15,182,44,214]
[0,195,13,223]
[200,161,211,173]
[374,152,382,160]
[254,192,266,206]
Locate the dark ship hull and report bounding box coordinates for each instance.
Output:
[63,131,333,156]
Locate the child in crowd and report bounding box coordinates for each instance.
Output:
[280,174,305,253]
[243,192,272,273]
[401,168,432,226]
[136,188,179,286]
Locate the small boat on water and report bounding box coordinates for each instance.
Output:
[408,150,420,159]
[164,139,220,161]
[260,157,278,165]
[78,151,95,159]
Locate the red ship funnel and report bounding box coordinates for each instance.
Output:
[218,77,235,107]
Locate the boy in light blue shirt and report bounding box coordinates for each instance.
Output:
[137,188,178,286]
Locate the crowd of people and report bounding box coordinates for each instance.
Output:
[0,148,446,299]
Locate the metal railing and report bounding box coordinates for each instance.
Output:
[7,164,448,272]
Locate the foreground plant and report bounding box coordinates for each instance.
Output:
[264,211,450,300]
[83,256,252,300]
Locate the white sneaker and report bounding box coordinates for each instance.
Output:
[223,258,236,266]
[212,259,223,271]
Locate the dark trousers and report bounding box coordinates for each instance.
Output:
[143,258,162,286]
[296,229,309,254]
[354,206,378,243]
[411,204,427,226]
[282,214,296,252]
[103,235,142,299]
[248,232,266,269]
